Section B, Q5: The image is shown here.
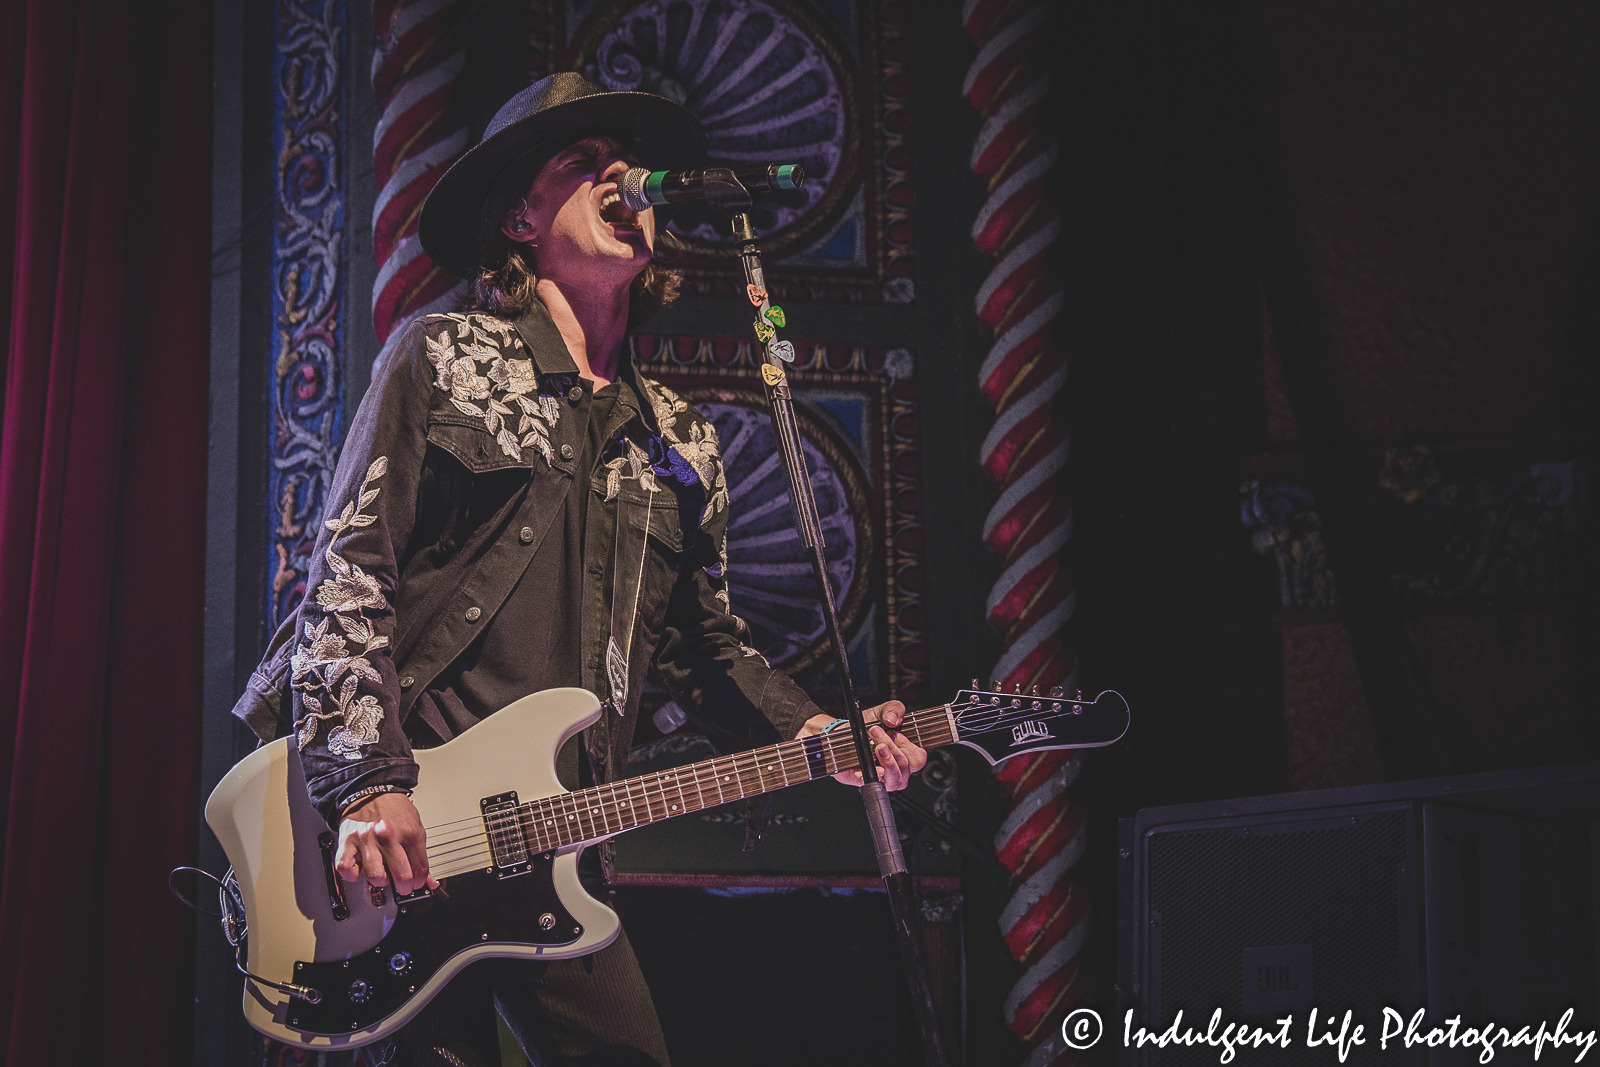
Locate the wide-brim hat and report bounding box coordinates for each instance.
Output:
[419,72,705,279]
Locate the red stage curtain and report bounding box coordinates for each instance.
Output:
[0,1,211,1063]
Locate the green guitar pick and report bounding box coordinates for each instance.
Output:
[764,305,787,328]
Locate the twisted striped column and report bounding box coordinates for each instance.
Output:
[964,1,1090,1063]
[371,0,470,345]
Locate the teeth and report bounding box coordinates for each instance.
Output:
[601,192,620,208]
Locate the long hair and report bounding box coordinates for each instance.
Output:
[470,232,684,327]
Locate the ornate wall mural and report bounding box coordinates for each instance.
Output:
[530,0,915,302]
[627,332,927,718]
[617,332,942,878]
[267,0,350,632]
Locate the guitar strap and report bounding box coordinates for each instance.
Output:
[602,482,653,718]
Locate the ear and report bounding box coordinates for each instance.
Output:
[500,209,537,246]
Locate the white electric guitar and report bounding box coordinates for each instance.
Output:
[206,684,1129,1050]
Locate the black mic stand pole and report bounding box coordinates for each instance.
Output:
[724,207,951,1067]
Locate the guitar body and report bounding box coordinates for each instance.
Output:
[205,687,619,1051]
[207,681,1129,1050]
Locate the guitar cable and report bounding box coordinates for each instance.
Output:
[168,865,324,1005]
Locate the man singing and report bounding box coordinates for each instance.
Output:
[278,72,925,1065]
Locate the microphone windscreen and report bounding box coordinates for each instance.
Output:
[619,168,654,213]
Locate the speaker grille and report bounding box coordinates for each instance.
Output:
[1146,810,1411,1066]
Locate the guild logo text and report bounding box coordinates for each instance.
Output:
[1010,720,1052,746]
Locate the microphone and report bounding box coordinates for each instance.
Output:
[618,164,805,212]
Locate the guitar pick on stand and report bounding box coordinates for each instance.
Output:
[724,201,954,1067]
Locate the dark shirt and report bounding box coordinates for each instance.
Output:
[284,302,821,832]
[408,378,634,790]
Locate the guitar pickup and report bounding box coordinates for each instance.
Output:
[316,832,350,921]
[480,792,532,878]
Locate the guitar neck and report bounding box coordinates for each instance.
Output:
[508,706,957,853]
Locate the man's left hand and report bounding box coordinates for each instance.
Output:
[795,701,928,790]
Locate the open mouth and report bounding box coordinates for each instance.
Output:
[599,190,639,230]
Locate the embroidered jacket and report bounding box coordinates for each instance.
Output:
[246,302,821,831]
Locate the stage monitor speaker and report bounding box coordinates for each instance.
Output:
[1117,762,1600,1067]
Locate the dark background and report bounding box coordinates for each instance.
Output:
[2,0,1596,1065]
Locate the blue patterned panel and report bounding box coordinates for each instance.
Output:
[592,0,848,242]
[267,0,349,631]
[705,401,860,667]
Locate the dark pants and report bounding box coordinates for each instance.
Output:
[371,927,670,1067]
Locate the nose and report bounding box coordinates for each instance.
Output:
[599,157,631,184]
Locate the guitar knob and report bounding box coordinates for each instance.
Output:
[348,979,372,1004]
[387,951,412,976]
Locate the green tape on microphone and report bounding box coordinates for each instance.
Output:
[645,171,670,206]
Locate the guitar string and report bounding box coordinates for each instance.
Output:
[414,698,1096,874]
[416,704,979,872]
[412,693,1089,844]
[366,693,1077,856]
[407,702,971,839]
[421,700,984,865]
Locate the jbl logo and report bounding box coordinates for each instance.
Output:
[1242,943,1313,1014]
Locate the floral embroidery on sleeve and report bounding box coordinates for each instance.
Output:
[424,313,561,465]
[291,456,392,758]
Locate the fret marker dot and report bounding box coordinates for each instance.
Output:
[671,805,678,810]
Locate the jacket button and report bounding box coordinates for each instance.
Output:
[560,443,574,460]
[519,526,534,545]
[567,386,583,404]
[465,606,482,623]
[400,676,415,689]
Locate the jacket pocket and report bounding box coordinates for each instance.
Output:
[619,484,684,553]
[424,416,539,474]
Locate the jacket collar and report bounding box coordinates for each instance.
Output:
[511,298,579,377]
[512,297,661,437]
[615,351,661,437]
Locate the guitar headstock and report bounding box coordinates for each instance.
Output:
[947,683,1130,765]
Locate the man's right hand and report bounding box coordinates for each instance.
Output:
[335,791,438,896]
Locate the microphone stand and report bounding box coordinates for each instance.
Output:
[715,202,952,1067]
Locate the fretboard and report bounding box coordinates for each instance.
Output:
[506,706,957,854]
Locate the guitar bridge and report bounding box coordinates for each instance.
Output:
[480,792,532,878]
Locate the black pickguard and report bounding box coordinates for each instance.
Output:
[286,856,582,1036]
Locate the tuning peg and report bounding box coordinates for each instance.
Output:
[971,677,979,691]
[1049,686,1064,698]
[1073,689,1083,701]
